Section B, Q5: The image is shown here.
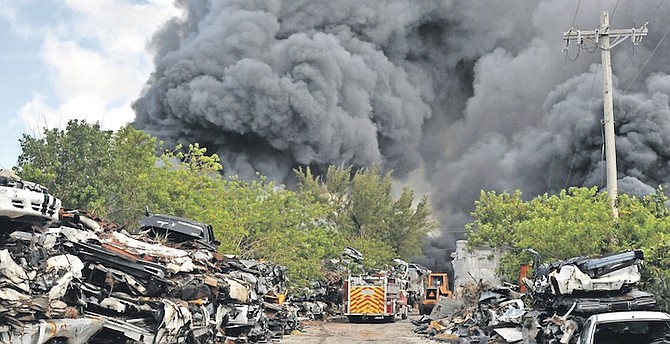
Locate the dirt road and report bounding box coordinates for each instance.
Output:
[278,315,432,344]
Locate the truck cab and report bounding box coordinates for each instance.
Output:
[577,311,670,344]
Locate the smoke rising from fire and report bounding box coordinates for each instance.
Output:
[132,0,670,269]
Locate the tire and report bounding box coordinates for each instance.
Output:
[385,315,396,323]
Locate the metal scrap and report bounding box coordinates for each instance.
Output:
[0,175,298,343]
[412,250,660,344]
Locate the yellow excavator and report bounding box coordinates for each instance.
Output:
[418,272,452,315]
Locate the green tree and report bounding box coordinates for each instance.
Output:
[87,126,163,225]
[18,120,115,208]
[17,122,227,230]
[16,122,344,287]
[296,165,436,269]
[16,122,435,287]
[467,186,670,310]
[466,189,529,250]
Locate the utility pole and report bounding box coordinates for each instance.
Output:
[563,11,648,218]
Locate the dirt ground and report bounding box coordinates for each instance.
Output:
[277,315,432,344]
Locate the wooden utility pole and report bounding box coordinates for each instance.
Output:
[563,11,648,218]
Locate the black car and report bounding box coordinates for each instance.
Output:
[139,213,220,251]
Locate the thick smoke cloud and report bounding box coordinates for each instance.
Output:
[133,0,670,269]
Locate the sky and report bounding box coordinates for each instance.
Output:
[0,0,181,169]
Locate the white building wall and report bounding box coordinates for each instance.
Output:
[451,240,506,288]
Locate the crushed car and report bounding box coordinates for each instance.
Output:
[0,185,299,344]
[412,249,663,344]
[0,169,61,225]
[139,210,221,251]
[526,249,655,314]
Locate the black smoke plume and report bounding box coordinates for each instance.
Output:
[132,0,670,270]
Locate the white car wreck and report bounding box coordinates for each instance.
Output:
[0,169,61,225]
[547,250,643,295]
[577,311,670,344]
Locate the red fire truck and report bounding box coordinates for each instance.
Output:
[343,274,409,322]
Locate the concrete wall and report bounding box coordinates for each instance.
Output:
[450,240,505,288]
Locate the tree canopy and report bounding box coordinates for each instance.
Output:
[296,165,437,268]
[15,120,435,287]
[466,186,670,309]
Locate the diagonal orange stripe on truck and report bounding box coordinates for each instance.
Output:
[349,286,386,314]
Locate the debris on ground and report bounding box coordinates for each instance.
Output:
[412,249,661,343]
[0,171,299,343]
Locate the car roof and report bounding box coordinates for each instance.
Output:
[142,213,209,227]
[590,311,670,322]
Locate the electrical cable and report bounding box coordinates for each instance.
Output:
[623,24,670,93]
[649,0,666,28]
[612,0,666,117]
[621,0,665,94]
[582,42,599,54]
[571,0,582,28]
[611,0,621,21]
[566,44,581,61]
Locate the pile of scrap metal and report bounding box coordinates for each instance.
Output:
[289,279,339,320]
[287,247,362,319]
[0,171,299,343]
[412,249,657,343]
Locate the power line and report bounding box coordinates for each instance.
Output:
[611,0,621,21]
[649,0,666,27]
[570,0,582,28]
[620,0,666,94]
[433,228,468,233]
[610,0,666,136]
[582,42,599,54]
[623,24,670,93]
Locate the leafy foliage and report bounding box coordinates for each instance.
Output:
[296,165,436,270]
[18,120,115,209]
[16,122,433,288]
[466,186,670,310]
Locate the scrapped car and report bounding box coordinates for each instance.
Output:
[548,288,657,315]
[527,250,644,296]
[526,250,654,315]
[0,169,61,225]
[138,213,220,251]
[577,311,670,344]
[547,250,643,295]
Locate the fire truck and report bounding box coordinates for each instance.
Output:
[343,274,409,322]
